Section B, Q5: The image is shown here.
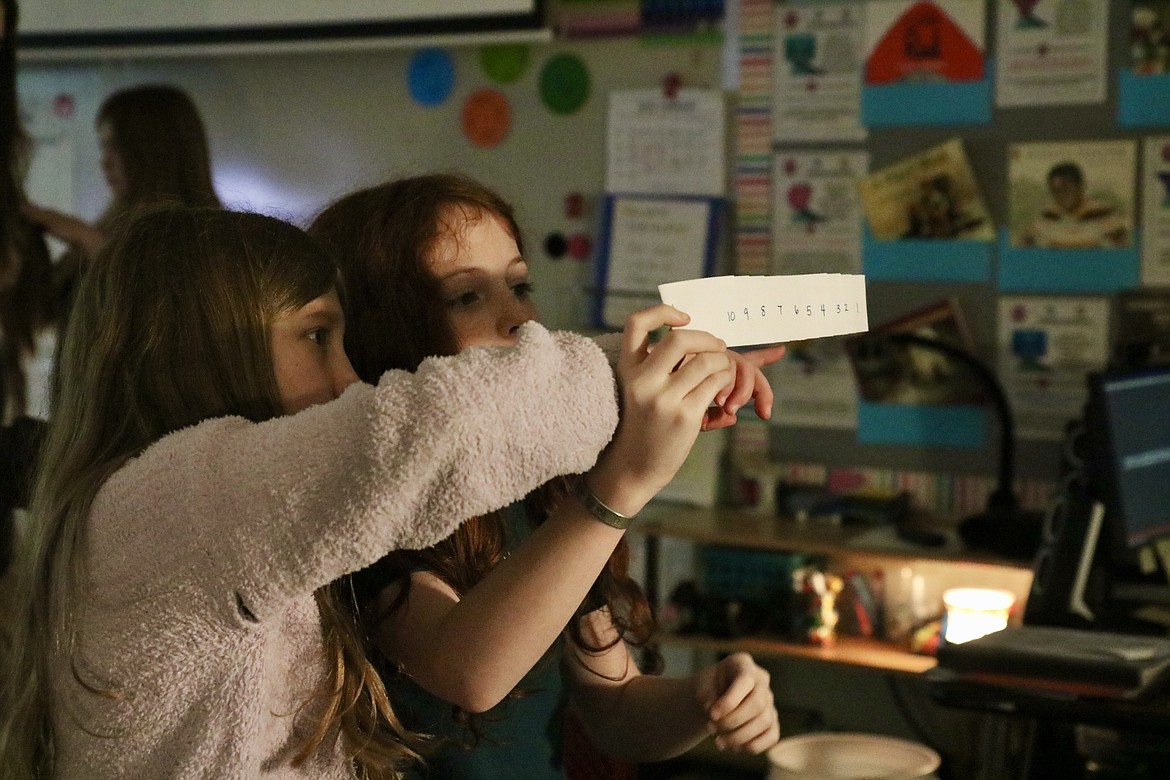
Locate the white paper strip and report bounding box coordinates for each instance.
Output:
[658,273,868,347]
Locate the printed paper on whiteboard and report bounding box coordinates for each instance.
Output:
[658,274,868,347]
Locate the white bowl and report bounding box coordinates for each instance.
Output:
[767,732,941,780]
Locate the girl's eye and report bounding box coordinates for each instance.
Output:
[308,328,328,346]
[512,282,534,299]
[448,291,480,308]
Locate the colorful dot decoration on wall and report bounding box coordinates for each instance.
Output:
[539,53,591,115]
[407,47,455,107]
[462,88,512,148]
[567,232,592,260]
[544,232,568,259]
[480,43,531,84]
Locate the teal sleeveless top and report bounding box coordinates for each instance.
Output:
[389,503,568,780]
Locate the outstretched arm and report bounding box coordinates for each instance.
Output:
[367,306,735,712]
[21,202,106,259]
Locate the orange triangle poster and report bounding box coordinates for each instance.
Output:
[865,1,984,85]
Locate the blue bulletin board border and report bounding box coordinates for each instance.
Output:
[1118,71,1170,128]
[996,231,1140,293]
[861,73,992,127]
[592,193,724,329]
[862,225,993,282]
[857,401,988,449]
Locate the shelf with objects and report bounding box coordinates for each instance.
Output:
[634,502,1034,677]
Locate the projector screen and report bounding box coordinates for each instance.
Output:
[18,0,543,50]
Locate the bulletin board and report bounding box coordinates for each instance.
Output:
[17,34,727,336]
[739,1,1164,501]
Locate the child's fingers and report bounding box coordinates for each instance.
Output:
[644,329,726,375]
[713,710,781,753]
[706,671,757,722]
[738,343,787,368]
[666,353,733,402]
[621,305,690,361]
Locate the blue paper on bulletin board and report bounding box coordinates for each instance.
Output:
[996,231,1140,293]
[857,401,987,449]
[1118,71,1170,128]
[862,225,992,282]
[861,76,992,127]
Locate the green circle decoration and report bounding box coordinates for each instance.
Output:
[481,44,530,84]
[539,53,590,115]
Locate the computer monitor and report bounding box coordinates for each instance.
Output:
[1089,366,1170,553]
[1025,366,1170,630]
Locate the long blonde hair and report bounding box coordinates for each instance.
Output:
[0,204,419,778]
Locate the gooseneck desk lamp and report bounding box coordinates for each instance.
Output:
[871,331,1044,561]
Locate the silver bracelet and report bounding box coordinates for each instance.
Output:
[576,479,634,530]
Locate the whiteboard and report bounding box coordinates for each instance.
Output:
[19,0,541,50]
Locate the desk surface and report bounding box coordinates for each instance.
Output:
[927,668,1170,735]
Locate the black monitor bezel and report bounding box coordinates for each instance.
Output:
[1085,364,1170,555]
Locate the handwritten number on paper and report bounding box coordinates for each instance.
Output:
[724,300,855,323]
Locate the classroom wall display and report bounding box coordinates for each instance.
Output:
[764,339,860,430]
[861,0,992,126]
[407,48,457,106]
[539,52,591,114]
[847,297,990,448]
[732,0,776,275]
[858,138,995,282]
[592,194,722,328]
[1119,1,1170,127]
[1000,139,1139,292]
[995,0,1109,108]
[997,295,1110,440]
[733,2,1143,497]
[605,88,726,197]
[19,36,727,335]
[772,149,867,275]
[1142,135,1170,285]
[461,88,512,147]
[480,43,532,83]
[772,2,866,143]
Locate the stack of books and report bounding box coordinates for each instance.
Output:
[937,625,1170,700]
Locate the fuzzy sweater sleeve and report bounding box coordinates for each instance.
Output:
[89,323,617,624]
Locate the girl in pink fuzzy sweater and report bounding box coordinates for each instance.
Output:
[0,204,738,778]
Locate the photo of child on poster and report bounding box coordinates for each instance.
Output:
[1009,140,1136,249]
[858,138,995,241]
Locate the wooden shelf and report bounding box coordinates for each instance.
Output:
[633,503,1032,570]
[656,632,937,675]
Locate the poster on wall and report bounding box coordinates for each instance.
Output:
[1000,140,1139,292]
[861,0,991,125]
[606,89,726,197]
[995,0,1110,107]
[593,195,720,328]
[1120,1,1170,126]
[1007,140,1136,250]
[765,338,859,430]
[998,295,1110,440]
[772,149,868,275]
[858,138,994,242]
[772,2,867,142]
[1143,136,1170,285]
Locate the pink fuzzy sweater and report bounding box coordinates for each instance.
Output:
[50,323,617,779]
